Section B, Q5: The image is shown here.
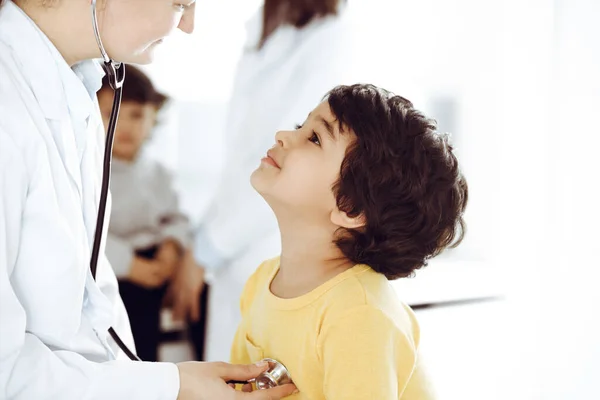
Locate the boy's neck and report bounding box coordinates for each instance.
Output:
[273,214,354,298]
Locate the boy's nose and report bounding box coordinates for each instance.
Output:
[275,129,292,148]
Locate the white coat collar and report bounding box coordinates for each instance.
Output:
[0,1,104,122]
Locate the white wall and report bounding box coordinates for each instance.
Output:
[540,0,600,397]
[136,0,562,301]
[135,1,600,395]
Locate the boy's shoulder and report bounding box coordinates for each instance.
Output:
[141,157,170,179]
[319,266,419,340]
[239,256,280,309]
[131,157,175,187]
[252,256,280,282]
[320,265,394,309]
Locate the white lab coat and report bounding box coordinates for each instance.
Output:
[194,6,358,362]
[0,3,179,399]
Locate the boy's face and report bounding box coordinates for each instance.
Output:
[98,89,158,161]
[251,101,355,221]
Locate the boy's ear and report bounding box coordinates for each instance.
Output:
[330,208,366,229]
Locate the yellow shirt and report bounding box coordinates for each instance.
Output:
[231,258,435,399]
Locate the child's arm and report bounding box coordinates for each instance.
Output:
[318,306,418,399]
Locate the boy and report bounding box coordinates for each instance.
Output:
[231,84,468,399]
[97,66,206,362]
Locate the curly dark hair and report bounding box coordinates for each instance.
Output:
[327,84,468,280]
[100,64,168,111]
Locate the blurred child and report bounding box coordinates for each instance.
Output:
[98,66,206,362]
[231,84,468,399]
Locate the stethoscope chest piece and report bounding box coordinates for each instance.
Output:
[254,358,293,389]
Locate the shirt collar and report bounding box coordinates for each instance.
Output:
[0,1,105,122]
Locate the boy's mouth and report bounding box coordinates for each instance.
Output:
[262,150,281,169]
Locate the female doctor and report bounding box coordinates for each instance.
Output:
[0,1,296,399]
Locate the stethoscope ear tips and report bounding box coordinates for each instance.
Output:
[91,0,125,91]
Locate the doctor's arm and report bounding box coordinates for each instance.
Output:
[0,133,179,400]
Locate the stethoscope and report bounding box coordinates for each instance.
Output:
[86,0,293,389]
[228,358,294,389]
[85,0,141,361]
[87,0,139,361]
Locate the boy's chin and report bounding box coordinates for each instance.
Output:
[250,174,274,201]
[249,170,263,192]
[250,177,282,207]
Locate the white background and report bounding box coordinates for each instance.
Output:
[141,1,599,397]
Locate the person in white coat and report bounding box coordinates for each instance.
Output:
[0,0,296,399]
[193,0,357,362]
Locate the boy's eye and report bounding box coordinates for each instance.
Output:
[309,132,321,146]
[295,123,321,146]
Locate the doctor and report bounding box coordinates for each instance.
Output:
[0,0,296,399]
[194,0,357,362]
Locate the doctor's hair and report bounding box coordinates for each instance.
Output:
[260,0,344,49]
[326,84,469,280]
[100,64,168,112]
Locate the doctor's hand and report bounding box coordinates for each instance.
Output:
[176,361,298,400]
[128,256,170,289]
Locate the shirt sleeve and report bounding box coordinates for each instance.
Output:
[155,165,192,250]
[317,306,418,400]
[104,232,135,278]
[230,263,266,364]
[230,320,252,365]
[0,128,180,400]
